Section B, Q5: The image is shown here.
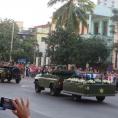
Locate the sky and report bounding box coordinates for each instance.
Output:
[0,0,97,29]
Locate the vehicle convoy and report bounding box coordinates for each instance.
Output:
[34,70,74,96]
[0,66,21,83]
[63,73,116,102]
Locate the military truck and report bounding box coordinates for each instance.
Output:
[34,70,74,96]
[63,73,116,102]
[0,66,21,83]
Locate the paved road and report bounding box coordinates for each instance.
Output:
[0,78,118,118]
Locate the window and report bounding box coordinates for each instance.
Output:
[102,21,108,36]
[94,22,99,35]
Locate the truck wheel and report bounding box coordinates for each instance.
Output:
[16,79,20,84]
[96,96,105,102]
[35,83,41,93]
[50,87,60,96]
[7,79,11,83]
[72,95,81,101]
[1,79,4,83]
[50,88,56,96]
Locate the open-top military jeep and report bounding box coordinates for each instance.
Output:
[34,73,62,95]
[34,70,74,96]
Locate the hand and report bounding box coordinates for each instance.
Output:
[12,98,31,118]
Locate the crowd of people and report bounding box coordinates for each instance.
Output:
[1,61,118,82]
[1,61,118,118]
[75,66,118,84]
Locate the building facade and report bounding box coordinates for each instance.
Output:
[97,0,118,69]
[88,3,118,69]
[50,3,118,69]
[111,9,118,69]
[84,5,114,65]
[97,0,118,8]
[51,4,115,67]
[33,23,51,66]
[88,5,113,40]
[15,21,24,31]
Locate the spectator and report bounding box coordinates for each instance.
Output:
[26,66,30,77]
[12,98,31,118]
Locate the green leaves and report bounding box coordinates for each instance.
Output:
[46,29,110,66]
[0,19,19,61]
[76,37,109,66]
[46,28,77,64]
[48,0,67,7]
[0,19,38,62]
[48,0,95,34]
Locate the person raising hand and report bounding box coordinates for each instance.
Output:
[12,98,31,118]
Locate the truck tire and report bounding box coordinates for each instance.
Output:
[35,83,41,93]
[7,79,11,83]
[72,95,81,101]
[96,96,105,102]
[16,79,20,84]
[50,87,60,96]
[1,79,4,83]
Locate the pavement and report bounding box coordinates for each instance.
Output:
[0,78,118,118]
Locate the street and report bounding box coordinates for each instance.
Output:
[0,78,118,118]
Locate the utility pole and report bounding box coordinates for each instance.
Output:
[9,22,14,62]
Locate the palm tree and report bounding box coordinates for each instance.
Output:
[48,0,95,34]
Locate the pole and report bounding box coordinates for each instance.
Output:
[9,22,14,62]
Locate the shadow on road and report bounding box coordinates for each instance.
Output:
[34,91,118,109]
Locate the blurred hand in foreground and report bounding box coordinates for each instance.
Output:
[12,98,31,118]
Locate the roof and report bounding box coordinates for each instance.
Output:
[34,23,51,28]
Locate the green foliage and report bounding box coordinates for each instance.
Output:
[0,18,38,63]
[76,37,109,66]
[46,29,110,66]
[46,28,78,64]
[13,36,37,63]
[0,19,19,61]
[48,0,95,33]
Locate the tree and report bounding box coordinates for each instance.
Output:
[46,29,110,67]
[48,0,95,33]
[46,28,79,64]
[76,37,109,67]
[0,18,38,63]
[12,28,39,63]
[13,36,38,63]
[0,19,19,61]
